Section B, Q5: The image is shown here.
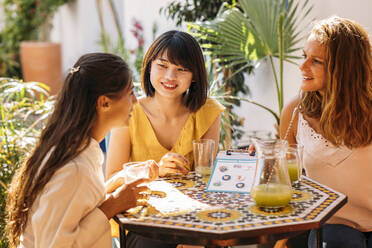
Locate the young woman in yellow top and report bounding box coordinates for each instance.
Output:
[106,30,225,178]
[106,30,224,248]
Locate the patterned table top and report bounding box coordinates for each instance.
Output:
[117,172,347,242]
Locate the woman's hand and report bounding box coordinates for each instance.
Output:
[124,160,159,181]
[147,160,159,181]
[105,160,159,193]
[99,178,150,219]
[159,152,189,176]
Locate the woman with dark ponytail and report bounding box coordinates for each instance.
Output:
[6,53,158,247]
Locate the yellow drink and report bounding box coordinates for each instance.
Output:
[251,183,292,207]
[287,162,298,182]
[196,166,212,176]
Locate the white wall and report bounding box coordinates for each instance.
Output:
[51,0,179,77]
[51,0,125,77]
[122,0,185,53]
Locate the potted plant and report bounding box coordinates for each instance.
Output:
[0,0,69,94]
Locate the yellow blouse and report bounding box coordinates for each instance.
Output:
[129,98,225,171]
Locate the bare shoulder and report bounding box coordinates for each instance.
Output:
[280,96,300,143]
[282,96,300,115]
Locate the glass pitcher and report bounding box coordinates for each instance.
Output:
[250,138,293,209]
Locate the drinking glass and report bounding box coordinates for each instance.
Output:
[192,139,215,177]
[286,144,304,185]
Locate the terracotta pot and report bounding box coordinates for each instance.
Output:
[20,41,62,95]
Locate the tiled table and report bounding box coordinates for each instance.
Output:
[114,172,347,248]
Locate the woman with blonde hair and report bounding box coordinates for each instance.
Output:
[280,16,372,248]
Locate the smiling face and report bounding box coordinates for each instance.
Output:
[149,51,193,100]
[300,35,327,94]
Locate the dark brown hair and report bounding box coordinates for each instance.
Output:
[141,30,208,112]
[6,53,131,247]
[300,16,372,148]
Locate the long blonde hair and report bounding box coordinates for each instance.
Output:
[300,16,372,148]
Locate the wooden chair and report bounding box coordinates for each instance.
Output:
[274,239,289,248]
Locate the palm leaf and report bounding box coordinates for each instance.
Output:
[190,0,312,69]
[189,0,313,129]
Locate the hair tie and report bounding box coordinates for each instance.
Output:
[69,66,80,74]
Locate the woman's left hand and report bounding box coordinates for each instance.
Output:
[159,152,189,176]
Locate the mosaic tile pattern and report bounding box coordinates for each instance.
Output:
[118,172,346,234]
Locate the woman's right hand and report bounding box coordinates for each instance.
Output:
[105,160,159,193]
[159,152,189,176]
[99,178,150,219]
[122,160,159,182]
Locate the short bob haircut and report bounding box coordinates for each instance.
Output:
[141,30,208,112]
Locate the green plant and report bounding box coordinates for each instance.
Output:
[207,70,237,149]
[160,0,237,27]
[0,78,53,247]
[189,0,313,127]
[0,0,69,78]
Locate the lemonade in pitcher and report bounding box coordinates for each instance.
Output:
[251,183,292,207]
[251,138,293,209]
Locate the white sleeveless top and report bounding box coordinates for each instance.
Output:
[296,113,372,232]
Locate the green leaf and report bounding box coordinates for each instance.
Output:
[190,0,312,124]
